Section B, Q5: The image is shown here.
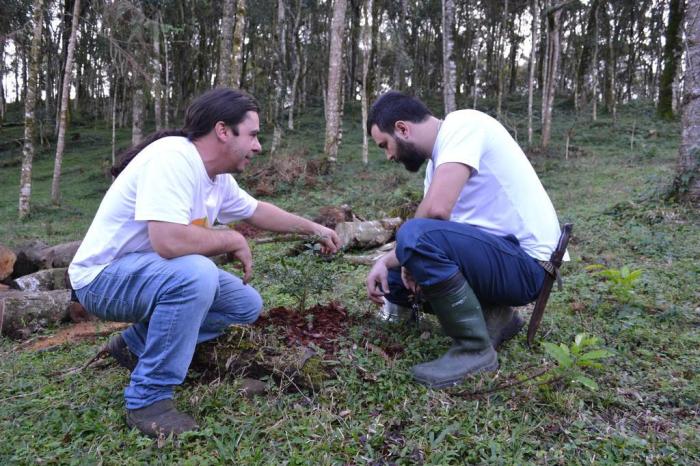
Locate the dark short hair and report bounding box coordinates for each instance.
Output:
[112,88,259,176]
[366,91,433,135]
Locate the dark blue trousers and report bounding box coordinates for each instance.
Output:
[386,219,545,307]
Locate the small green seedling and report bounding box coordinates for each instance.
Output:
[586,264,643,304]
[541,333,614,391]
[269,252,335,312]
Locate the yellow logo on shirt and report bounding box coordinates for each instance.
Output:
[191,218,210,228]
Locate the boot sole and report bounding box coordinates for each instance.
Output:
[412,359,499,389]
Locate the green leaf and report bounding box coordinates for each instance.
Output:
[579,349,614,361]
[574,333,585,347]
[543,342,573,367]
[573,374,599,391]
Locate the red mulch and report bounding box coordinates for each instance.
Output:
[255,301,349,355]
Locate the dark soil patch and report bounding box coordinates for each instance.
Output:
[256,301,349,355]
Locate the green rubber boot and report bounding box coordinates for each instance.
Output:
[483,305,525,349]
[411,273,498,389]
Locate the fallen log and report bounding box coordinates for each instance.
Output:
[343,242,396,265]
[0,289,72,339]
[12,240,81,277]
[335,218,402,250]
[12,268,67,291]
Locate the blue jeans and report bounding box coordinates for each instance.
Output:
[386,219,545,307]
[75,252,262,410]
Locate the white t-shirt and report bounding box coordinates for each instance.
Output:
[68,136,258,289]
[425,110,566,261]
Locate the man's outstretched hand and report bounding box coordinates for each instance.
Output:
[313,225,341,255]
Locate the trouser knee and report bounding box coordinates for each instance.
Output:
[167,255,220,306]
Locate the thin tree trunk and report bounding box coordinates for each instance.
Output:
[152,16,163,131]
[592,7,599,121]
[164,30,170,128]
[361,0,373,165]
[51,0,81,206]
[19,0,44,219]
[658,0,686,119]
[111,79,117,168]
[271,0,287,154]
[232,0,247,88]
[218,0,235,87]
[541,1,572,150]
[324,0,348,162]
[673,0,699,204]
[0,37,5,121]
[528,0,539,145]
[473,44,480,109]
[442,0,457,114]
[288,0,303,130]
[496,0,509,117]
[131,86,145,146]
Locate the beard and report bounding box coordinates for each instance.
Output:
[394,137,428,173]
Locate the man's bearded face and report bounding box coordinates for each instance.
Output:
[394,137,427,173]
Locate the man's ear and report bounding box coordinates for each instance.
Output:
[214,121,228,141]
[394,120,409,138]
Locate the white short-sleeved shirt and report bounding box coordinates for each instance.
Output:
[68,136,258,289]
[424,110,566,261]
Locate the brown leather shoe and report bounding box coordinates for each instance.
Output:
[126,399,199,438]
[104,333,138,371]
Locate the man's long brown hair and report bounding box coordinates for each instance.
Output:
[111,88,259,177]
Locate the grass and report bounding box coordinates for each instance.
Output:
[1,98,698,464]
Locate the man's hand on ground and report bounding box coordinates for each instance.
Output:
[366,259,390,305]
[226,230,253,284]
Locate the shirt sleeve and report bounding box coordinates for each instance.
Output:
[134,151,196,225]
[434,116,486,175]
[216,175,259,223]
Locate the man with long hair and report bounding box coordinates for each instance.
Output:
[69,88,340,437]
[365,91,566,389]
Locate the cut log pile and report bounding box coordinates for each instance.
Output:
[1,242,93,339]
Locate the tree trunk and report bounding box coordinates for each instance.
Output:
[657,0,685,119]
[442,0,457,114]
[575,0,601,112]
[361,0,373,165]
[18,0,44,220]
[152,16,163,131]
[51,0,81,206]
[218,0,236,87]
[541,1,572,150]
[0,38,5,122]
[271,0,287,155]
[496,0,508,117]
[232,0,247,88]
[528,0,539,145]
[672,0,699,204]
[164,30,171,128]
[131,86,145,146]
[288,0,303,130]
[324,0,348,162]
